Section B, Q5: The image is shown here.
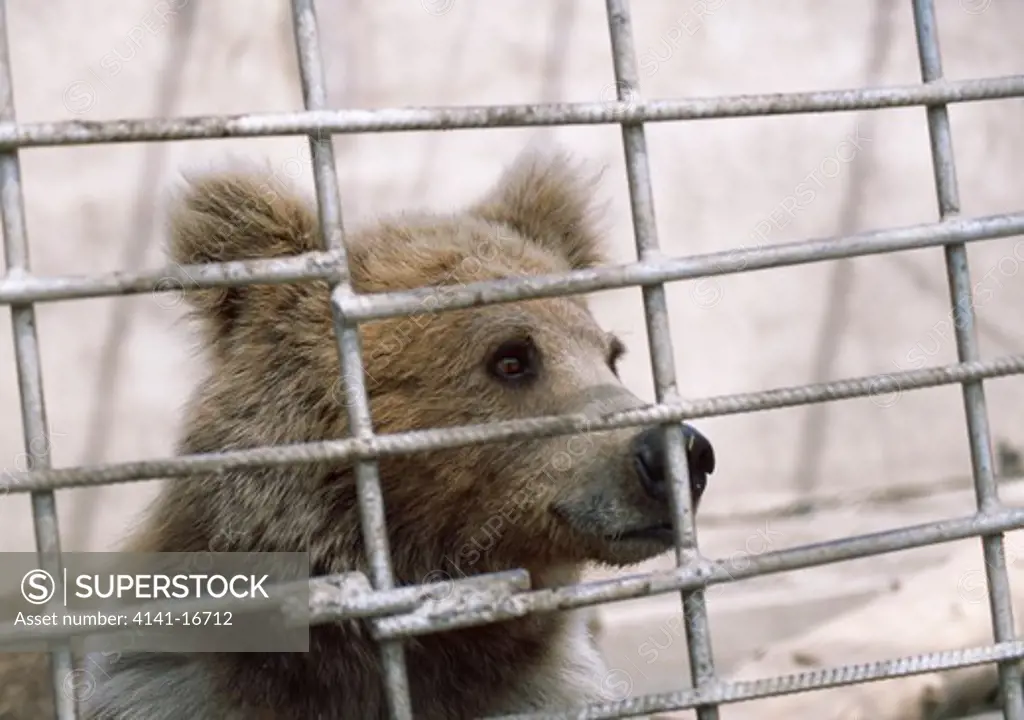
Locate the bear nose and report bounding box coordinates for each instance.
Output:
[632,424,715,505]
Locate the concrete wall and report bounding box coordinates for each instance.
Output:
[1,0,1022,715]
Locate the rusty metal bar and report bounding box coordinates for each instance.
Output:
[489,641,1024,719]
[604,1,718,716]
[2,353,1022,494]
[0,2,75,718]
[4,503,1024,649]
[0,211,1019,309]
[0,75,1021,149]
[911,1,1024,718]
[372,505,1024,640]
[288,0,414,717]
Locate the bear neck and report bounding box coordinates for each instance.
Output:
[135,480,588,718]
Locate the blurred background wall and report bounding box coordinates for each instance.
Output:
[1,0,1022,715]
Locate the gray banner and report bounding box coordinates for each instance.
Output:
[0,552,311,653]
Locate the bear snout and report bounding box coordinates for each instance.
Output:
[631,423,715,508]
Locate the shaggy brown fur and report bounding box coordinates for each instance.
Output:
[0,150,714,719]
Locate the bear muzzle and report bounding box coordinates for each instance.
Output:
[631,423,715,508]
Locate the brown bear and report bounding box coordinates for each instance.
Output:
[0,149,714,719]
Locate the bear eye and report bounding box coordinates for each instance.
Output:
[488,339,538,384]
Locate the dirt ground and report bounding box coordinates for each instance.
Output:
[1,1,1023,717]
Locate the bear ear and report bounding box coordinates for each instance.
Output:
[167,171,321,345]
[469,149,607,269]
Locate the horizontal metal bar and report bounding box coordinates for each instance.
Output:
[371,506,1024,639]
[6,505,1022,647]
[306,569,529,625]
[2,353,1021,493]
[0,250,346,305]
[337,212,1024,322]
[2,76,1022,150]
[0,210,1020,311]
[488,640,1024,719]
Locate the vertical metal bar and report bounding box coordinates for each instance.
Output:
[0,2,75,719]
[603,1,720,717]
[289,1,414,718]
[911,2,1024,718]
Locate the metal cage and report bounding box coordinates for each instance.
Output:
[3,0,1024,718]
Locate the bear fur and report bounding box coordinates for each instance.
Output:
[0,149,711,719]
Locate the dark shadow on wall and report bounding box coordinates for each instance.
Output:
[71,0,200,549]
[790,0,896,504]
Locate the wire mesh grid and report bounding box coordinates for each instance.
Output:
[1,0,1023,718]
